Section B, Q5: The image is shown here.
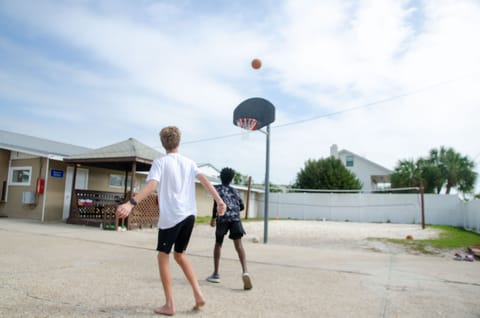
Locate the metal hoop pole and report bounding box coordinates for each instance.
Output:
[263,124,270,244]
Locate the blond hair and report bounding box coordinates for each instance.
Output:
[160,126,181,151]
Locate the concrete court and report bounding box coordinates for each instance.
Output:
[0,218,479,318]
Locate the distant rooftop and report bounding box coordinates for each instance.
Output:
[0,129,91,158]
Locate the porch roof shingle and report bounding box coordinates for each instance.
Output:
[64,138,163,171]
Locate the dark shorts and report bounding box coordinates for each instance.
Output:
[156,215,195,254]
[215,220,245,244]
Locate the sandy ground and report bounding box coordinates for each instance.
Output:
[1,219,479,318]
[232,220,438,242]
[195,220,442,253]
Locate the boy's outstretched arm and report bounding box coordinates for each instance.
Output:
[197,173,226,216]
[116,179,158,218]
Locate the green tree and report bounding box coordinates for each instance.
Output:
[233,172,243,185]
[391,146,477,195]
[426,148,447,193]
[232,171,282,192]
[390,159,421,192]
[391,158,440,193]
[293,157,362,190]
[430,146,477,194]
[269,183,283,193]
[233,171,252,186]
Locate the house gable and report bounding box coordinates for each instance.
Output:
[331,144,392,191]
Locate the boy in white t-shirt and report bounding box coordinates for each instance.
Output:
[116,126,226,316]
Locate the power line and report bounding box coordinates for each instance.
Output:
[183,132,242,144]
[183,74,477,145]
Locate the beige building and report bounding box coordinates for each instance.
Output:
[0,130,261,226]
[0,129,90,221]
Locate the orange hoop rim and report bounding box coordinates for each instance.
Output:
[236,117,258,131]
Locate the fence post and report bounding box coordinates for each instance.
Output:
[420,179,425,229]
[245,176,252,220]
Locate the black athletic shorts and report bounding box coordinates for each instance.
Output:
[156,215,195,254]
[215,220,245,244]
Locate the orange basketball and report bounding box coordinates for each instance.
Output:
[251,58,262,70]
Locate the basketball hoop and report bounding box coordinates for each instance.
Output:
[236,117,258,131]
[236,117,257,140]
[232,97,276,243]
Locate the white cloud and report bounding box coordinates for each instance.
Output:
[1,0,479,190]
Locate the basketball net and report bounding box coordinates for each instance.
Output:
[236,118,257,140]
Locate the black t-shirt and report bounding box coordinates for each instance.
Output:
[212,184,244,222]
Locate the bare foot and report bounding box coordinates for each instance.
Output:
[193,295,206,311]
[154,305,175,316]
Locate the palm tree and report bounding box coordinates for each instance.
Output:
[425,149,446,193]
[391,147,477,195]
[391,159,418,189]
[390,159,436,192]
[428,146,477,194]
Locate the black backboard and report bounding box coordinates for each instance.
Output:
[233,97,275,130]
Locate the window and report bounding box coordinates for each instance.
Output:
[345,155,354,167]
[109,174,147,192]
[109,174,131,188]
[9,166,32,186]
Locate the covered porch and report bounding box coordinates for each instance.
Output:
[64,138,163,230]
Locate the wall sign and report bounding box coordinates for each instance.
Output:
[50,169,64,178]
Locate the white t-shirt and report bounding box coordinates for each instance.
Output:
[147,153,201,229]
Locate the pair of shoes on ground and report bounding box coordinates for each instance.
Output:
[454,253,463,261]
[206,272,253,290]
[453,253,475,262]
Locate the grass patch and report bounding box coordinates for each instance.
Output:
[382,225,480,254]
[195,216,211,224]
[195,216,264,224]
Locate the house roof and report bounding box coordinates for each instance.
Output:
[338,149,393,174]
[198,163,220,178]
[64,138,164,171]
[0,129,91,158]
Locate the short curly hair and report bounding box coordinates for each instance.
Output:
[219,167,235,185]
[160,126,181,151]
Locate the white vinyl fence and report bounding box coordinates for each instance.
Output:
[256,193,480,233]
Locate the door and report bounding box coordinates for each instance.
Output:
[62,167,88,220]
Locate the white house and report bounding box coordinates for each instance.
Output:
[330,144,392,191]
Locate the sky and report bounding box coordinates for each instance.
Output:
[1,0,480,190]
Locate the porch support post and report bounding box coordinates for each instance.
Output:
[123,169,128,197]
[130,161,137,198]
[68,164,78,222]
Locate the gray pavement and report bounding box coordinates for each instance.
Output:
[0,218,479,318]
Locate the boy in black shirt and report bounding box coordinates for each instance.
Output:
[207,167,252,290]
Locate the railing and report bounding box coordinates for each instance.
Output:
[67,190,158,230]
[68,190,124,228]
[128,193,159,230]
